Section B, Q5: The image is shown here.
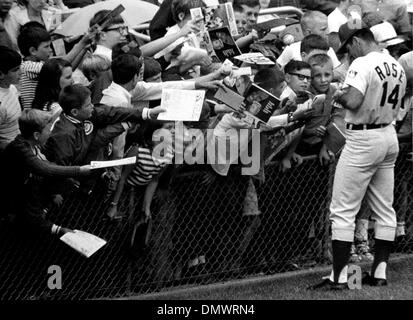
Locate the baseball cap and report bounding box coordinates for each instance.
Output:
[370,22,406,47]
[336,21,367,55]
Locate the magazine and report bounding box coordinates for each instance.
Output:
[60,230,107,258]
[208,27,241,62]
[323,122,346,154]
[255,17,299,32]
[234,52,275,66]
[214,79,281,126]
[190,2,238,37]
[190,2,238,63]
[243,83,281,125]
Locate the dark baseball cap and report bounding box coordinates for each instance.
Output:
[336,21,368,55]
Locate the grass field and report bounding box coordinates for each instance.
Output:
[136,255,413,300]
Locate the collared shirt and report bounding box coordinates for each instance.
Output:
[276,41,341,69]
[100,81,132,108]
[344,51,407,125]
[360,0,411,34]
[93,45,113,62]
[328,7,348,33]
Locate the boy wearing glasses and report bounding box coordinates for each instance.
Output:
[90,10,128,62]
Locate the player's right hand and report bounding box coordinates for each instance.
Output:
[294,108,314,121]
[315,125,327,137]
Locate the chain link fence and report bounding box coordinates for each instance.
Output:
[0,144,412,300]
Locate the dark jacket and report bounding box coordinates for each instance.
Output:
[44,104,145,195]
[0,135,83,233]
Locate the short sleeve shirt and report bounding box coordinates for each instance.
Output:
[344,51,407,125]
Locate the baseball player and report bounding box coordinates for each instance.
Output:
[309,22,407,290]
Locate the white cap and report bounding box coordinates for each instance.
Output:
[370,21,406,47]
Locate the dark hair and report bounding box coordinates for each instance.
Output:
[233,0,260,8]
[18,22,50,57]
[284,60,311,75]
[59,84,91,114]
[111,54,142,85]
[89,10,125,42]
[32,58,72,110]
[350,28,377,45]
[301,34,329,54]
[143,57,162,81]
[89,9,125,28]
[254,67,285,90]
[233,3,245,13]
[112,41,142,60]
[0,46,22,74]
[171,0,204,23]
[130,121,164,147]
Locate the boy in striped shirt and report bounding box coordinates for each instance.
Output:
[106,123,174,221]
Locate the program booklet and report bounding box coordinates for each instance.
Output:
[323,122,346,154]
[208,27,241,62]
[60,230,107,258]
[214,79,281,126]
[243,83,281,125]
[190,2,238,63]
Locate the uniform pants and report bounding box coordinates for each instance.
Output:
[330,125,399,242]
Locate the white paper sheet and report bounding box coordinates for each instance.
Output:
[157,89,206,121]
[60,230,107,258]
[90,156,136,169]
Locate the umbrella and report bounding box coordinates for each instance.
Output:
[53,0,159,37]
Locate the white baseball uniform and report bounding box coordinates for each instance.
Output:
[330,51,407,242]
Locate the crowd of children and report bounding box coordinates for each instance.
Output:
[0,0,412,279]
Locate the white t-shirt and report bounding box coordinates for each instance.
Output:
[328,8,348,34]
[344,51,407,125]
[276,41,341,69]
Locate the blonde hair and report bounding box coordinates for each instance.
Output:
[19,109,53,138]
[80,54,111,81]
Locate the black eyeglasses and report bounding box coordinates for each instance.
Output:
[288,72,312,81]
[104,26,128,34]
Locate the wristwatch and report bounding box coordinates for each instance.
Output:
[288,112,295,123]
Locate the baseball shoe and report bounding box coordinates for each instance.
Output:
[349,244,361,263]
[356,241,374,262]
[361,272,387,287]
[307,279,348,291]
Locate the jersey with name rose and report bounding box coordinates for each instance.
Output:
[343,51,406,125]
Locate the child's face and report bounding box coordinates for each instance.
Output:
[311,63,333,94]
[28,0,46,12]
[286,68,312,94]
[0,65,20,87]
[32,40,52,61]
[235,11,248,35]
[59,66,74,90]
[240,5,260,32]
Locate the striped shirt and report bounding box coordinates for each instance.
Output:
[127,147,173,187]
[19,60,44,109]
[0,85,21,150]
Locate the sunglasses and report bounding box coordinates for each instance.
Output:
[288,72,312,81]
